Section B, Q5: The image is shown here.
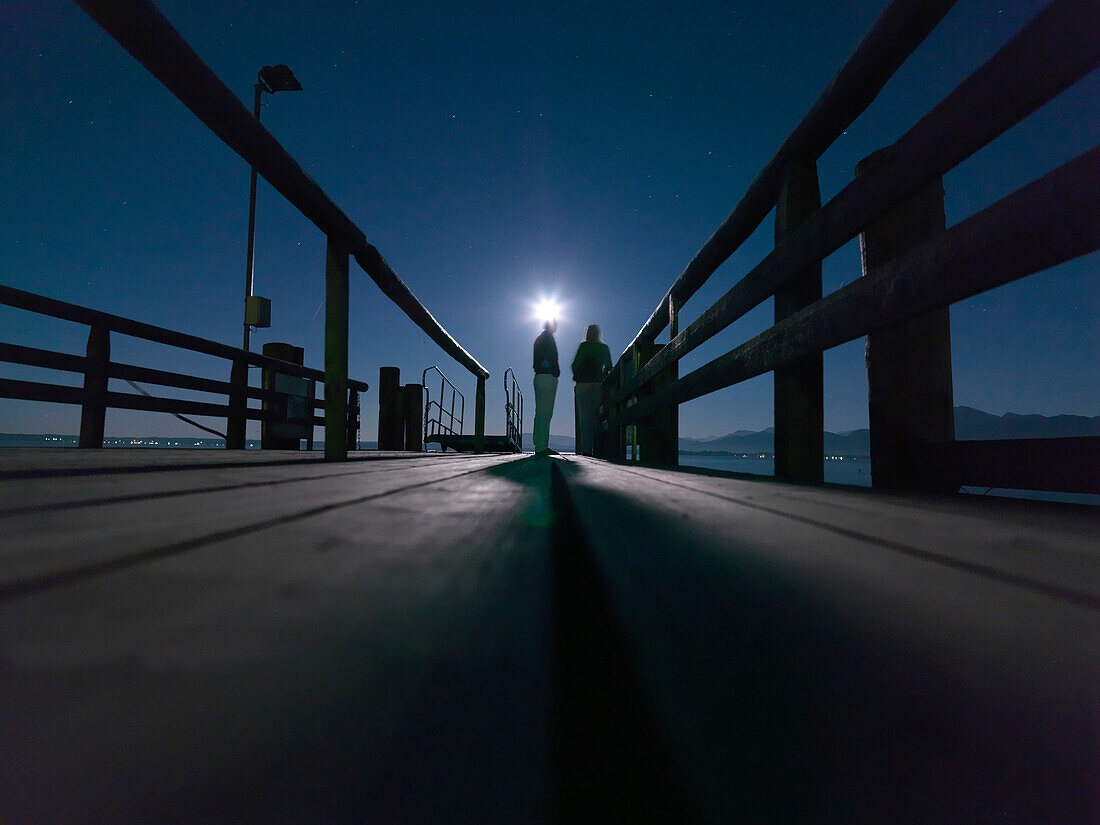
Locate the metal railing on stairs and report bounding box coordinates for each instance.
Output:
[504,368,523,453]
[422,366,464,449]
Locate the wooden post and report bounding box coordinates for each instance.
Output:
[634,342,678,466]
[377,367,402,450]
[857,149,954,492]
[403,383,423,451]
[474,376,486,454]
[346,387,360,451]
[774,157,824,484]
[79,324,109,448]
[226,356,248,449]
[662,294,680,466]
[261,342,305,450]
[324,237,349,461]
[618,352,632,461]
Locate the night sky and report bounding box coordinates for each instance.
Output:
[2,0,1097,441]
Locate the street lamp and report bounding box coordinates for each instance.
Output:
[243,64,302,352]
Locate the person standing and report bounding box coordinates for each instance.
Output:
[571,324,613,456]
[532,319,560,455]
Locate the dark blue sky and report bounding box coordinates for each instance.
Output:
[2,0,1097,440]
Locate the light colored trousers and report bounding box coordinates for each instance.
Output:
[574,382,602,455]
[533,374,558,451]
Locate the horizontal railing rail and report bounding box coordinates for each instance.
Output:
[0,285,367,448]
[68,0,488,458]
[601,0,1100,495]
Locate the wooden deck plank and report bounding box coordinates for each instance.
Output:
[554,456,1100,823]
[0,452,548,824]
[0,450,1096,823]
[0,453,522,593]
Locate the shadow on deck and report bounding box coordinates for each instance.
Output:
[0,450,1096,823]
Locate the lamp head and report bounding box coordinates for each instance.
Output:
[258,64,302,94]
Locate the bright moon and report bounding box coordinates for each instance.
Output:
[533,297,561,322]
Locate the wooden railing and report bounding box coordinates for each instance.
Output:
[0,285,368,450]
[68,0,490,459]
[599,0,1100,494]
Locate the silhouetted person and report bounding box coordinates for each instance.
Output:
[571,324,613,456]
[532,319,559,455]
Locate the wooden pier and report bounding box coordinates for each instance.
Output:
[1,449,1096,823]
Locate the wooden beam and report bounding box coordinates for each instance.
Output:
[858,152,953,491]
[774,158,823,484]
[78,325,109,448]
[474,377,486,454]
[71,0,489,382]
[324,238,349,461]
[606,145,1100,430]
[930,437,1100,494]
[607,0,1100,408]
[617,0,959,360]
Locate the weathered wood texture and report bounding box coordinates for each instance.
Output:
[70,0,489,381]
[607,0,1100,407]
[858,153,954,492]
[324,238,350,460]
[403,383,424,452]
[773,158,823,483]
[605,145,1100,440]
[78,325,109,448]
[620,0,959,358]
[377,367,403,451]
[0,452,1096,823]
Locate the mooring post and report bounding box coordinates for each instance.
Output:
[79,324,110,448]
[226,356,248,449]
[857,149,954,491]
[324,236,349,461]
[377,367,402,450]
[774,157,824,484]
[474,376,486,454]
[346,387,360,451]
[403,382,423,451]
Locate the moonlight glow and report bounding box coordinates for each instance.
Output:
[533,297,562,323]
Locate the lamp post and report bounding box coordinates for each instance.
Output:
[243,63,302,352]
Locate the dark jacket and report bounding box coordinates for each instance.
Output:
[533,330,560,377]
[571,341,613,383]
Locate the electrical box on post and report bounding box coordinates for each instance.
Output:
[245,295,271,328]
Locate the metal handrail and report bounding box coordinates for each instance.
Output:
[503,368,523,452]
[422,366,465,446]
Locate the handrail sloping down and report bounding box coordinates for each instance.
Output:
[71,0,488,382]
[0,284,367,390]
[619,0,959,359]
[606,145,1100,429]
[606,0,1100,407]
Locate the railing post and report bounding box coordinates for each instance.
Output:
[633,340,678,466]
[774,157,824,484]
[377,367,402,450]
[618,351,632,461]
[324,236,349,461]
[79,324,109,448]
[403,383,423,451]
[346,387,360,451]
[226,355,248,449]
[857,149,954,492]
[474,376,486,453]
